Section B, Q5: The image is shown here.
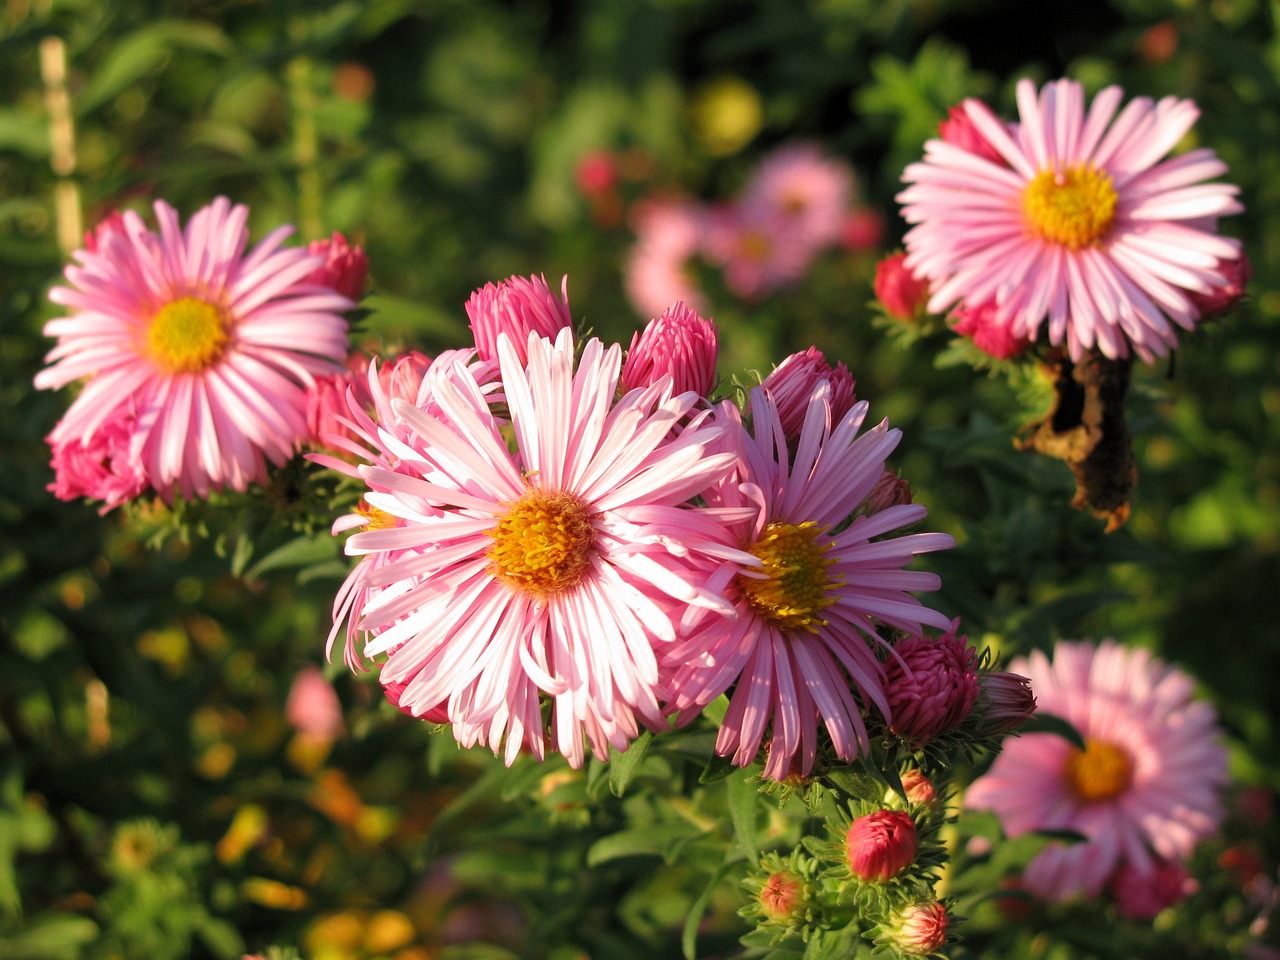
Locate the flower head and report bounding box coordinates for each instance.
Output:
[35,198,353,502]
[621,302,718,398]
[739,142,854,254]
[899,78,1243,361]
[465,274,572,365]
[900,768,938,807]
[330,328,744,768]
[285,665,345,740]
[884,625,981,745]
[46,406,147,512]
[846,809,918,882]
[874,252,931,321]
[702,202,812,300]
[949,299,1035,360]
[965,639,1228,902]
[938,104,1006,166]
[625,196,708,318]
[664,383,954,779]
[757,347,856,446]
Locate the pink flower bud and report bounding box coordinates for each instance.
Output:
[305,232,368,301]
[874,252,931,320]
[83,210,129,253]
[305,350,375,447]
[758,346,856,441]
[840,207,884,252]
[864,470,914,515]
[46,408,148,513]
[1189,253,1251,320]
[378,349,433,407]
[1109,859,1196,919]
[574,150,619,198]
[381,671,449,724]
[758,870,807,922]
[939,104,1006,166]
[285,664,345,740]
[885,900,950,954]
[974,670,1037,735]
[950,299,1034,360]
[466,274,572,364]
[900,768,937,806]
[884,627,980,745]
[845,809,917,882]
[621,301,718,397]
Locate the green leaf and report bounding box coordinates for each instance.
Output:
[681,860,737,960]
[0,913,99,960]
[77,21,232,116]
[1019,711,1087,750]
[585,824,700,867]
[607,729,653,797]
[242,533,338,580]
[725,766,760,857]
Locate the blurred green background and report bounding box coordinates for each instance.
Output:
[2,1,1278,957]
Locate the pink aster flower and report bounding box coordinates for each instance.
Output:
[949,299,1035,360]
[465,274,572,365]
[883,624,981,746]
[757,347,856,446]
[624,195,709,318]
[703,202,813,300]
[621,301,718,398]
[330,328,747,768]
[664,383,955,780]
[34,198,353,502]
[965,639,1228,902]
[846,809,918,882]
[46,405,147,512]
[899,78,1243,361]
[739,142,854,253]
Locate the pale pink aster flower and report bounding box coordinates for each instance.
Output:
[846,809,918,882]
[330,328,748,768]
[621,301,718,398]
[739,142,855,253]
[949,299,1035,360]
[965,639,1228,902]
[466,274,572,365]
[46,405,147,512]
[285,664,345,740]
[702,202,812,300]
[883,623,981,746]
[756,347,856,445]
[34,198,353,502]
[1109,857,1196,919]
[899,78,1243,361]
[625,195,709,318]
[304,232,369,300]
[664,384,955,779]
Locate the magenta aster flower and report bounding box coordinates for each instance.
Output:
[664,384,954,779]
[34,198,353,502]
[621,301,718,398]
[756,347,856,446]
[883,625,981,746]
[330,328,747,768]
[899,78,1243,361]
[465,274,572,365]
[965,639,1228,902]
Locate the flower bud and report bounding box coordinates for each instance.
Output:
[306,232,368,301]
[621,301,718,398]
[938,104,1006,166]
[874,252,931,320]
[758,346,856,441]
[899,768,937,807]
[863,470,913,515]
[845,809,917,882]
[466,274,572,364]
[973,670,1037,736]
[1109,858,1196,919]
[285,664,345,740]
[950,299,1033,360]
[757,869,808,922]
[884,628,980,745]
[1189,253,1251,320]
[884,899,950,955]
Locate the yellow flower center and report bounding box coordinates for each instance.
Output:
[738,229,773,263]
[488,489,596,598]
[1022,165,1118,250]
[737,521,837,631]
[1063,737,1133,802]
[146,297,229,373]
[356,499,399,531]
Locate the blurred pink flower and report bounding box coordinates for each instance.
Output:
[899,78,1243,361]
[757,346,856,445]
[285,664,345,740]
[950,299,1034,360]
[465,274,572,365]
[846,809,917,882]
[46,405,147,512]
[839,207,884,252]
[664,384,954,779]
[1109,857,1196,919]
[874,252,931,320]
[883,624,981,746]
[330,328,746,768]
[703,202,812,300]
[624,195,708,318]
[740,142,854,253]
[965,639,1228,902]
[35,198,353,502]
[574,149,618,198]
[305,231,369,301]
[621,301,719,398]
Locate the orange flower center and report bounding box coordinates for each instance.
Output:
[488,489,595,597]
[356,499,399,530]
[1063,737,1133,802]
[147,296,229,373]
[1022,164,1118,250]
[737,521,837,632]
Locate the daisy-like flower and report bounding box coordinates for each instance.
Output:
[34,198,354,501]
[665,383,955,779]
[965,639,1228,902]
[330,328,749,768]
[739,142,854,254]
[898,77,1243,361]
